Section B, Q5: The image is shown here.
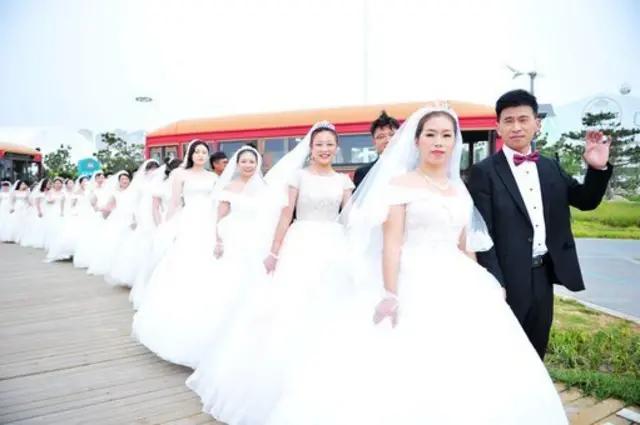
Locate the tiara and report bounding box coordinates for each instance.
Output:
[237,145,259,154]
[311,120,336,132]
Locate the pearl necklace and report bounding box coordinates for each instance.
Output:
[416,169,451,191]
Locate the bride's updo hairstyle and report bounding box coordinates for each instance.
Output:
[414,111,458,140]
[144,159,160,172]
[309,121,339,146]
[237,143,259,163]
[185,139,210,169]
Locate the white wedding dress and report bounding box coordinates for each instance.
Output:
[87,189,136,276]
[132,172,226,369]
[186,169,356,425]
[0,190,12,242]
[73,186,109,269]
[20,192,47,249]
[10,191,30,243]
[107,178,157,287]
[264,186,568,425]
[130,177,174,310]
[42,190,65,251]
[45,191,89,262]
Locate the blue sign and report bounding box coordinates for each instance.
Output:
[77,157,101,178]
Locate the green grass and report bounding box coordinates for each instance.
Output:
[546,297,640,405]
[571,201,640,239]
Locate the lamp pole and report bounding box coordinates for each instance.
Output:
[135,96,154,157]
[362,0,368,104]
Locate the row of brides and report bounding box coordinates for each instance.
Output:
[1,105,569,425]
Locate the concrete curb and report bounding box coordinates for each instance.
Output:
[557,294,640,324]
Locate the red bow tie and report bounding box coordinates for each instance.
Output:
[513,151,539,166]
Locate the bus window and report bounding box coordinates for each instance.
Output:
[460,143,471,171]
[0,158,9,180]
[218,141,255,156]
[333,134,374,165]
[150,147,163,162]
[473,140,489,163]
[263,139,287,168]
[164,146,178,159]
[287,138,303,151]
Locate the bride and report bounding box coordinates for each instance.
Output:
[187,121,356,425]
[132,140,223,369]
[264,104,568,425]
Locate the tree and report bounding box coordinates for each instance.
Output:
[44,144,76,179]
[535,133,582,177]
[563,112,640,195]
[94,132,144,175]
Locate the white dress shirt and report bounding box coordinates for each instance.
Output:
[502,145,548,257]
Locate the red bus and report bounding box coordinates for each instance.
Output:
[145,101,501,179]
[0,142,44,183]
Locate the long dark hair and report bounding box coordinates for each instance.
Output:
[38,179,49,192]
[164,157,182,179]
[185,140,210,169]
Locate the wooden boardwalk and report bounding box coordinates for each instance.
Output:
[0,243,637,425]
[0,243,219,425]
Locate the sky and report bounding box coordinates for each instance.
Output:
[0,0,639,133]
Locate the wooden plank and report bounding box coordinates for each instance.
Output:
[160,413,222,425]
[0,244,219,425]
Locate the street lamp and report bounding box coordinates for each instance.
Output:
[506,65,546,150]
[134,96,155,153]
[135,96,153,103]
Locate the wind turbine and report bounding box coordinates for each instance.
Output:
[505,64,542,95]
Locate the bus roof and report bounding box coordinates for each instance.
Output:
[0,142,42,156]
[148,100,496,138]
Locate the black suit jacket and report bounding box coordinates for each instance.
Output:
[353,159,377,190]
[468,151,612,300]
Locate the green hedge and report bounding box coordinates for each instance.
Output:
[571,201,640,239]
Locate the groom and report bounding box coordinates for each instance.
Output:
[468,89,612,359]
[353,110,400,189]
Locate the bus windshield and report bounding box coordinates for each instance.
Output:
[0,143,44,184]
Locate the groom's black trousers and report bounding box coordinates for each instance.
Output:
[515,255,554,360]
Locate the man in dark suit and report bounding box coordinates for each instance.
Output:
[468,89,613,359]
[209,152,229,176]
[353,111,400,189]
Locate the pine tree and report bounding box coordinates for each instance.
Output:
[562,112,640,194]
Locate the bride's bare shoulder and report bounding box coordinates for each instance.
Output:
[389,172,421,188]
